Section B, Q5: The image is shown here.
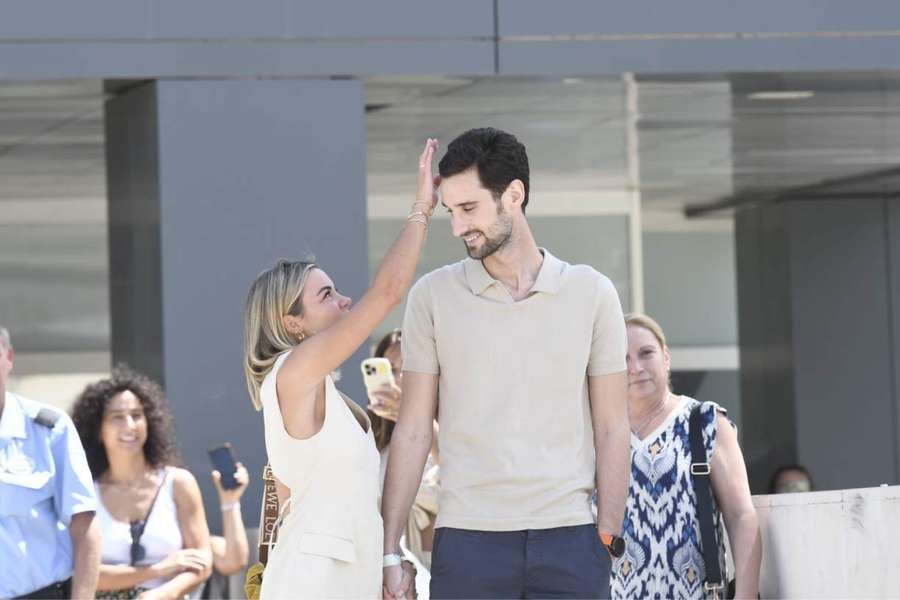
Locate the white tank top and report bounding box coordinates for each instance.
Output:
[95,467,183,590]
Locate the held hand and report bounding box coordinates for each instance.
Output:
[415,139,440,216]
[401,560,418,599]
[152,548,212,578]
[368,382,403,422]
[212,462,249,503]
[382,564,405,600]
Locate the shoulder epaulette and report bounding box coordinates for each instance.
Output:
[33,407,61,428]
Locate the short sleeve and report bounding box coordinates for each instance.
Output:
[52,414,97,525]
[401,275,439,375]
[587,274,627,376]
[700,401,733,460]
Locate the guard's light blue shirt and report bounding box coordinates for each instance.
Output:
[0,392,97,597]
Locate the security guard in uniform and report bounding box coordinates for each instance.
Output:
[0,326,102,598]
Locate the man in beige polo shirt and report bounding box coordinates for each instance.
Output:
[382,127,630,599]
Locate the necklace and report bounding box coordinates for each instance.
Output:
[630,394,671,436]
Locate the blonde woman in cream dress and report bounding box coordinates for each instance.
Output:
[242,140,438,599]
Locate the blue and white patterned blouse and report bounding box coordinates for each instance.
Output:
[611,396,730,600]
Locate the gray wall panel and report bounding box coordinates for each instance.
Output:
[498,1,900,35]
[152,0,289,38]
[0,41,495,79]
[0,1,149,38]
[498,38,900,75]
[0,0,492,40]
[287,1,494,38]
[788,200,898,490]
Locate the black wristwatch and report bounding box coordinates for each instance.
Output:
[599,532,626,558]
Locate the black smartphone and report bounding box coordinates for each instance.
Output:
[207,443,239,490]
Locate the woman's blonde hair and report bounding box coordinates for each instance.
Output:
[624,312,669,351]
[243,259,316,410]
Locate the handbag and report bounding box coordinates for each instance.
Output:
[688,404,734,600]
[243,464,284,600]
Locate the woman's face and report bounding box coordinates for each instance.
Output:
[99,390,148,456]
[625,324,671,402]
[383,341,403,387]
[292,268,352,336]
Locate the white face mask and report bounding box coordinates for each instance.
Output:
[776,479,812,494]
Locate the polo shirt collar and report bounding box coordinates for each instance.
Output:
[463,257,496,296]
[463,248,563,296]
[531,249,563,294]
[0,391,27,439]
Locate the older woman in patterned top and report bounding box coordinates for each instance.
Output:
[611,314,761,599]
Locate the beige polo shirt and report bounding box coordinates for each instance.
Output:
[401,249,627,531]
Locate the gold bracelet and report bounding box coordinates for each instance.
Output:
[411,201,434,217]
[407,214,428,226]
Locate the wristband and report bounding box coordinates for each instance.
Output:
[383,553,403,567]
[220,501,240,512]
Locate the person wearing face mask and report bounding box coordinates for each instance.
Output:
[768,465,814,494]
[613,314,761,600]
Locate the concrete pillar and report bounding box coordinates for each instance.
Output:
[105,79,369,530]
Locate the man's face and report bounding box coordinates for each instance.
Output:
[0,341,13,394]
[441,168,513,260]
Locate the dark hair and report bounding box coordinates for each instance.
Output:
[71,364,180,479]
[368,330,401,452]
[438,127,530,213]
[768,464,813,494]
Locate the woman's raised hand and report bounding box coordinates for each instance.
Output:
[414,139,440,218]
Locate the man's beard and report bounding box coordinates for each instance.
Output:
[464,211,513,259]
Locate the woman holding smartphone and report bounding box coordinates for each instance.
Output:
[366,329,439,572]
[243,140,438,599]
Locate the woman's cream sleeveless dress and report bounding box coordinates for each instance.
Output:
[260,351,383,599]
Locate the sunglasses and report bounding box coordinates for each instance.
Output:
[129,520,147,565]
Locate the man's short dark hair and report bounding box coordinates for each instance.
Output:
[439,127,530,213]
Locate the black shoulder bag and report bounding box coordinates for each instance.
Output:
[688,403,732,600]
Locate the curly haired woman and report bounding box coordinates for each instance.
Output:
[72,366,212,600]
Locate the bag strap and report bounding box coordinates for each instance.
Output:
[129,468,169,564]
[257,464,281,565]
[688,403,725,598]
